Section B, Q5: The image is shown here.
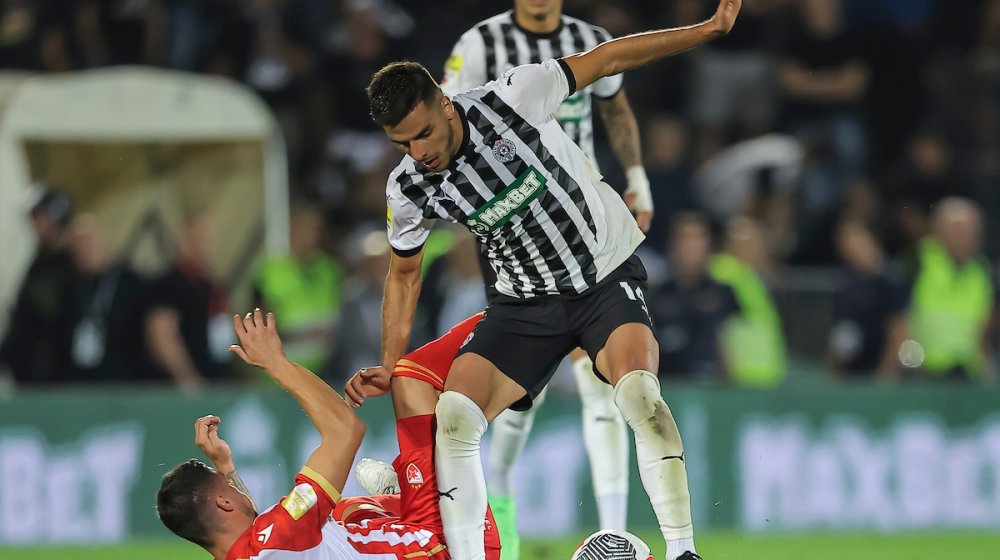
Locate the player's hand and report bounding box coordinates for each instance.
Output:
[713,0,742,36]
[344,365,392,408]
[624,192,653,233]
[194,414,235,473]
[624,166,653,233]
[229,308,284,371]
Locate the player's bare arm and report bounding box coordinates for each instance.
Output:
[194,414,256,510]
[596,90,652,232]
[562,0,741,92]
[353,248,425,403]
[229,309,365,493]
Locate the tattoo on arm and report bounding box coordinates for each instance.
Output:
[597,91,642,170]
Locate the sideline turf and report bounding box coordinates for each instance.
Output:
[3,532,998,560]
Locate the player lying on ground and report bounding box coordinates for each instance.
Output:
[155,309,500,560]
[359,1,742,560]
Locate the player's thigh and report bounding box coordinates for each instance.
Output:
[575,256,659,384]
[391,376,440,419]
[451,299,573,416]
[445,352,528,422]
[594,323,659,386]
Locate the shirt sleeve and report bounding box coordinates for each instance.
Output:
[494,58,575,128]
[589,26,623,100]
[235,468,341,557]
[441,29,489,96]
[387,174,433,257]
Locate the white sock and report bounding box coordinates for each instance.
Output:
[435,391,489,560]
[613,371,695,555]
[667,537,697,560]
[573,357,629,530]
[487,387,546,498]
[595,493,628,531]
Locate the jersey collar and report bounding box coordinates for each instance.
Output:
[509,10,564,40]
[449,103,474,170]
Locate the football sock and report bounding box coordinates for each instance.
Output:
[613,370,695,559]
[486,387,546,497]
[394,414,440,530]
[435,391,489,560]
[573,356,630,530]
[666,537,697,560]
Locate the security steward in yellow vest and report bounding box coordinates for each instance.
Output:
[908,198,997,380]
[255,206,343,373]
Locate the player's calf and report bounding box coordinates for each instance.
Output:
[614,370,697,560]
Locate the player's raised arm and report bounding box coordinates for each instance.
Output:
[382,247,425,371]
[562,0,741,93]
[229,309,365,494]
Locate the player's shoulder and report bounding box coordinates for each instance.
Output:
[470,11,514,33]
[456,11,510,43]
[560,13,614,41]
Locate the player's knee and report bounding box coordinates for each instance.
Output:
[613,370,683,451]
[435,391,489,446]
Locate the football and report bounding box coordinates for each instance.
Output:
[571,530,654,560]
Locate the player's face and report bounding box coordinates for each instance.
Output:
[514,0,563,19]
[385,95,458,172]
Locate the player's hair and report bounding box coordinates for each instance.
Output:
[367,61,440,127]
[156,459,220,547]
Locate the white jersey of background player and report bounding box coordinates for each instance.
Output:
[438,1,653,556]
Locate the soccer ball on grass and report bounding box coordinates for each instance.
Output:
[571,530,653,560]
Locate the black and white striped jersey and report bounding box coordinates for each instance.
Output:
[440,11,623,167]
[387,59,644,299]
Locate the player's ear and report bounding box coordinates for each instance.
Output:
[441,94,453,119]
[216,495,236,513]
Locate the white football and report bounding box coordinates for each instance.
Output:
[571,530,653,560]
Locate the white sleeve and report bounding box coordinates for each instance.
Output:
[494,59,575,128]
[588,26,623,99]
[386,177,432,256]
[441,30,488,97]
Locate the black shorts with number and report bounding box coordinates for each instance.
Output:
[458,254,655,411]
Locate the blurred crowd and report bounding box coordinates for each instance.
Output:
[2,0,999,389]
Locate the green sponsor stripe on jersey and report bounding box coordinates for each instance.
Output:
[467,166,547,233]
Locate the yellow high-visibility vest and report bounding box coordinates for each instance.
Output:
[910,239,993,375]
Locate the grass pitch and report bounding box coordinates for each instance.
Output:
[3,531,997,559]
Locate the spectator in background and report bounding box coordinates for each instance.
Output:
[907,198,997,381]
[885,129,973,263]
[829,220,909,380]
[650,213,739,383]
[642,114,697,255]
[778,0,868,176]
[0,0,73,71]
[685,0,786,161]
[144,214,231,390]
[76,0,168,66]
[0,188,75,384]
[777,0,869,263]
[66,214,147,382]
[254,202,343,374]
[325,229,391,381]
[709,216,787,387]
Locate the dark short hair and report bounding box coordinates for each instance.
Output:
[156,459,220,547]
[367,61,440,127]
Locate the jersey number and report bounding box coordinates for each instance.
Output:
[620,282,651,323]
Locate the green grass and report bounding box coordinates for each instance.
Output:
[3,532,998,560]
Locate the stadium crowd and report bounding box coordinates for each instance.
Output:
[1,0,999,389]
